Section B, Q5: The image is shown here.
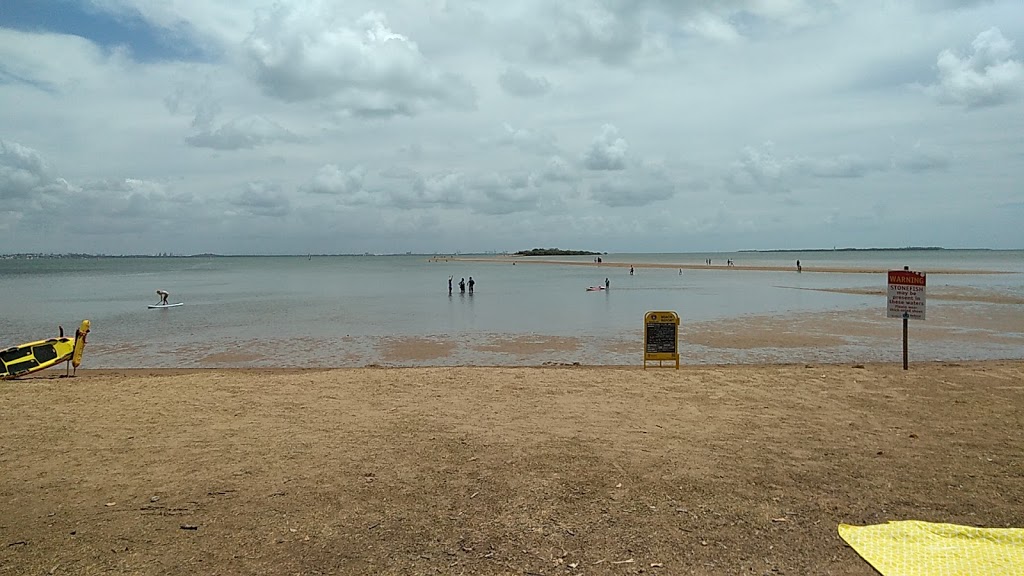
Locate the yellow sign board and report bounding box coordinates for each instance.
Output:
[644,311,679,369]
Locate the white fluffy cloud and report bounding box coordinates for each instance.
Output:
[0,140,75,209]
[243,7,475,116]
[932,27,1024,108]
[582,124,629,171]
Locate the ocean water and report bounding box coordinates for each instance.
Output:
[1,250,1021,368]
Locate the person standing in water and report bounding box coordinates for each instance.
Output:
[459,278,466,293]
[448,275,453,295]
[605,277,610,289]
[468,276,475,293]
[156,289,170,305]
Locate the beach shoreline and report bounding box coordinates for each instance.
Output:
[2,360,1022,575]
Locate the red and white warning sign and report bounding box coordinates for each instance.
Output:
[887,269,926,320]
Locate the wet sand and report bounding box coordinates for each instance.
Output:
[71,293,1024,369]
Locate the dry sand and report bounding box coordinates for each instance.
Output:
[3,361,1023,575]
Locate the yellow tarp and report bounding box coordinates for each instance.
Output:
[838,520,1024,576]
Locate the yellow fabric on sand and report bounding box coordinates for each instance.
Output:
[838,520,1024,576]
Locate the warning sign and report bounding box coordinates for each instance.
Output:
[644,311,680,369]
[887,270,926,320]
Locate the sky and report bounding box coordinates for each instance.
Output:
[1,0,1023,255]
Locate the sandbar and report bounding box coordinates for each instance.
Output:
[445,256,1014,275]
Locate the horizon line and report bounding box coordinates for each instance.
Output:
[2,246,1019,258]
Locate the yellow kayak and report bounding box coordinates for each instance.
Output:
[1,333,76,380]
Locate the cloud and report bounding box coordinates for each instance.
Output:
[913,0,999,12]
[233,181,290,217]
[582,124,628,171]
[466,172,542,214]
[684,11,742,44]
[385,172,467,209]
[931,27,1023,108]
[587,158,678,208]
[164,76,222,129]
[300,164,374,206]
[588,174,676,207]
[59,178,194,235]
[726,142,789,194]
[725,143,889,194]
[0,29,107,93]
[243,7,476,116]
[538,156,576,183]
[515,0,839,64]
[796,155,886,178]
[0,140,75,209]
[373,167,547,214]
[523,2,646,65]
[185,115,303,150]
[895,143,953,172]
[498,67,551,97]
[487,123,559,155]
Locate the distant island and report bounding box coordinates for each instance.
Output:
[738,247,958,253]
[514,248,603,256]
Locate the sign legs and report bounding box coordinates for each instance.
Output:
[903,313,908,371]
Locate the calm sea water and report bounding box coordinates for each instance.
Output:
[1,250,1021,368]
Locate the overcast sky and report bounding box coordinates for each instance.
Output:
[2,0,1022,255]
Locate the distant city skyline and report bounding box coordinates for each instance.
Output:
[2,1,1023,255]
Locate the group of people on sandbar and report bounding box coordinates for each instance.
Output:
[448,275,476,295]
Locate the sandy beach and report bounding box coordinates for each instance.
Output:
[2,361,1022,575]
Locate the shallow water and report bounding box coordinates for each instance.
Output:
[1,250,1021,368]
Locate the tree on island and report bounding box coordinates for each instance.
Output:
[514,248,603,256]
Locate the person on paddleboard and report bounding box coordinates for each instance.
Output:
[156,289,170,305]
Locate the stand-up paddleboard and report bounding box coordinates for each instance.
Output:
[1,334,75,380]
[72,320,90,371]
[586,286,606,292]
[148,302,184,309]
